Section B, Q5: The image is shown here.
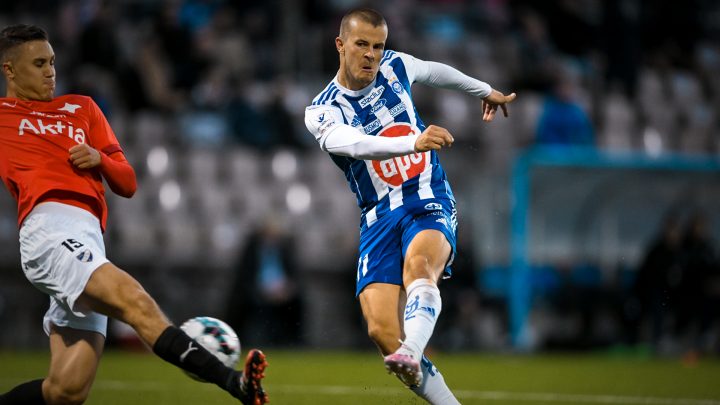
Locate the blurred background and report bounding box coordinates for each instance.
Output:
[0,0,718,361]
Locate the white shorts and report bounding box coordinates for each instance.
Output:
[19,202,110,337]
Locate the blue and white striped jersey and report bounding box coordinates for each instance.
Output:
[305,50,456,229]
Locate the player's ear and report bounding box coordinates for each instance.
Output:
[335,36,344,54]
[2,62,13,78]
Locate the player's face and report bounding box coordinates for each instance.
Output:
[3,40,56,101]
[337,20,387,90]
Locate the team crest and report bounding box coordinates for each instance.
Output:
[76,249,93,263]
[371,123,428,187]
[390,81,404,94]
[424,202,443,211]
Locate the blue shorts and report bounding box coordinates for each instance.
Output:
[355,198,457,296]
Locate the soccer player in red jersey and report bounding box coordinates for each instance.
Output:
[0,25,268,405]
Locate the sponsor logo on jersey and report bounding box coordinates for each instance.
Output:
[435,217,448,228]
[75,249,93,263]
[318,119,336,136]
[389,103,406,117]
[371,123,427,187]
[350,117,362,127]
[2,101,17,108]
[424,202,443,211]
[359,85,385,108]
[317,112,326,123]
[370,98,386,114]
[363,119,381,134]
[30,111,66,118]
[18,118,86,144]
[390,80,404,94]
[58,103,81,113]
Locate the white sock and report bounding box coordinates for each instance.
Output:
[411,355,461,405]
[401,279,442,358]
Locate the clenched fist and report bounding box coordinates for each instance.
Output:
[69,143,101,169]
[414,125,454,153]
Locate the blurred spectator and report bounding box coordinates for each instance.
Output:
[624,212,683,349]
[224,217,304,347]
[179,0,223,34]
[510,7,556,92]
[153,1,206,93]
[676,211,719,357]
[641,0,702,72]
[537,0,600,61]
[601,0,642,98]
[535,63,595,147]
[225,89,273,149]
[77,1,119,72]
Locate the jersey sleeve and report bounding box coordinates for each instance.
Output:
[85,97,136,197]
[305,104,417,160]
[397,52,421,83]
[87,98,123,156]
[398,52,492,98]
[99,151,137,198]
[304,104,347,144]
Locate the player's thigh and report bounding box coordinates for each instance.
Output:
[359,283,405,353]
[45,325,104,400]
[78,263,169,336]
[403,229,452,284]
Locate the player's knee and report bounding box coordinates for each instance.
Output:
[44,378,90,405]
[367,323,400,355]
[404,256,434,283]
[405,255,431,274]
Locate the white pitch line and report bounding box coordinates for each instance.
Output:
[276,384,720,405]
[6,379,718,405]
[452,390,720,405]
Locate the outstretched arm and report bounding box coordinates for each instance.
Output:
[412,58,493,98]
[410,55,516,121]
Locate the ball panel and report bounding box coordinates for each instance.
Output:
[179,316,241,381]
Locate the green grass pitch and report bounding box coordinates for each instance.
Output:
[1,350,719,404]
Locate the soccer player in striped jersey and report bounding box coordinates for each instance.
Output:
[305,8,516,404]
[0,25,267,405]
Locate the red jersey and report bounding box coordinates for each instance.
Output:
[0,94,133,230]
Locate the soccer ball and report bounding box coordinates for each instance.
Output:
[179,316,241,381]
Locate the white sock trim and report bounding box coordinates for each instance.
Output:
[405,278,434,296]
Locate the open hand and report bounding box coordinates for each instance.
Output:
[482,89,517,122]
